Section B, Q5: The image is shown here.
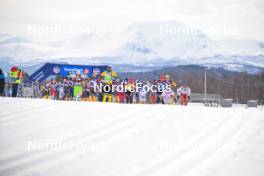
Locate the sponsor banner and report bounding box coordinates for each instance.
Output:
[27,63,108,83]
[61,65,93,77]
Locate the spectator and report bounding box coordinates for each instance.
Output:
[0,68,5,96]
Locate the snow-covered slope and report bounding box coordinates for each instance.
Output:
[0,97,263,176]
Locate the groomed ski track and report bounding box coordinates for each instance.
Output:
[0,97,263,176]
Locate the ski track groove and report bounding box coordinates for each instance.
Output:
[135,111,249,176]
[167,111,254,176]
[0,102,49,118]
[0,98,26,108]
[113,111,239,176]
[37,109,179,175]
[0,101,124,137]
[0,100,98,126]
[0,108,142,165]
[0,105,60,125]
[0,107,167,175]
[0,106,139,144]
[0,107,81,144]
[99,111,228,176]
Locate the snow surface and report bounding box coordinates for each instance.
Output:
[0,97,264,176]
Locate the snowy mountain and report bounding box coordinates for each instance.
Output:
[115,21,216,60]
[0,21,264,73]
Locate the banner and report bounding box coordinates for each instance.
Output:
[61,65,93,78]
[27,63,108,83]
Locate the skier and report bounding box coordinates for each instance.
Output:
[139,88,147,104]
[89,74,98,101]
[101,66,118,102]
[177,84,191,105]
[67,78,74,100]
[112,79,119,102]
[162,88,174,104]
[96,77,103,102]
[50,79,58,100]
[73,71,83,101]
[157,77,165,104]
[150,80,157,104]
[58,81,65,100]
[81,79,90,101]
[62,78,69,100]
[45,80,51,99]
[117,80,126,103]
[125,78,135,104]
[164,74,176,104]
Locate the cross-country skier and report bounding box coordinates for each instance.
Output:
[177,84,191,105]
[162,88,174,104]
[73,71,83,101]
[157,77,165,104]
[62,78,69,100]
[150,80,157,104]
[89,74,98,101]
[67,78,74,100]
[139,88,147,104]
[125,78,135,104]
[101,66,118,102]
[81,79,90,101]
[117,79,126,103]
[58,81,65,100]
[50,79,58,100]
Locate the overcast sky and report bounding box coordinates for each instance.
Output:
[0,0,263,41]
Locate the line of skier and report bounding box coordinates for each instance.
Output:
[32,67,191,105]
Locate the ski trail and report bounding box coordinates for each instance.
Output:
[0,107,142,165]
[0,101,48,118]
[174,110,258,176]
[0,105,59,125]
[146,110,252,176]
[0,109,138,144]
[100,110,228,176]
[38,109,180,175]
[0,101,116,140]
[1,98,262,176]
[115,110,239,176]
[0,98,30,108]
[0,107,163,175]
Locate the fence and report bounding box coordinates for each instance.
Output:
[190,93,222,107]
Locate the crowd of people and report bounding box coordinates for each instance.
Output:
[0,66,192,105]
[33,67,191,105]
